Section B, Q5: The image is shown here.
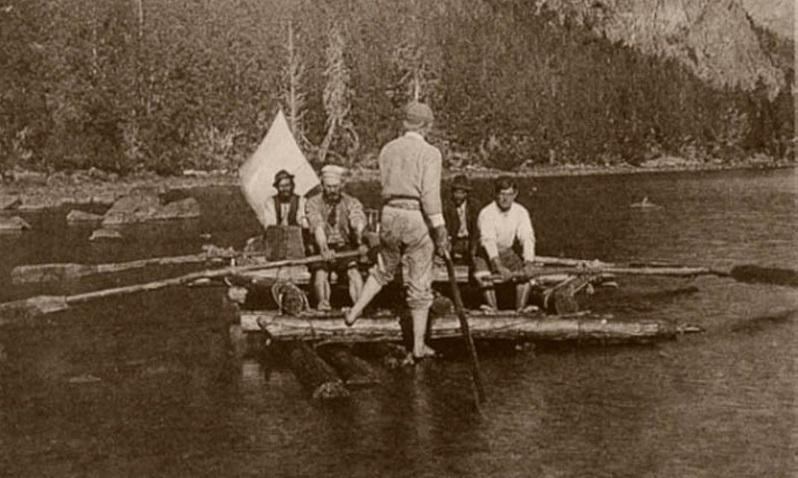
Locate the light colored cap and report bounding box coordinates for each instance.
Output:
[403,101,434,130]
[320,164,346,184]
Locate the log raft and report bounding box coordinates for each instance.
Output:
[242,309,701,345]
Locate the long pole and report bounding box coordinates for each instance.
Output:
[441,250,486,406]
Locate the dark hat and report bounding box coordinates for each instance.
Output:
[273,169,295,187]
[451,174,471,191]
[403,101,434,130]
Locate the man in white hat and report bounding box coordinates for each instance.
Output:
[305,164,368,311]
[344,101,449,361]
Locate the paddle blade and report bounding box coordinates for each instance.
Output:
[0,295,69,325]
[730,265,798,287]
[11,263,88,285]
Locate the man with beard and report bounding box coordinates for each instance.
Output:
[262,169,307,228]
[305,164,368,311]
[344,102,449,361]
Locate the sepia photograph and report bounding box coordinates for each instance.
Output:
[1,0,795,476]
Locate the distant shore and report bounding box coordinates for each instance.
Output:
[1,157,794,214]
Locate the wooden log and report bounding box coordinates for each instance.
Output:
[286,342,350,400]
[316,344,380,387]
[356,342,411,369]
[244,310,700,344]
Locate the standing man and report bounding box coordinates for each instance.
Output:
[305,164,368,311]
[262,169,307,228]
[474,177,537,312]
[443,174,479,270]
[344,101,449,360]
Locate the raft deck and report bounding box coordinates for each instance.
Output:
[241,309,701,345]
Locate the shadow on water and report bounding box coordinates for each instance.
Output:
[1,168,796,476]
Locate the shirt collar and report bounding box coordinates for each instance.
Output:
[494,201,513,215]
[404,131,426,142]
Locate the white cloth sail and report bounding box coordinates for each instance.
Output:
[239,110,319,228]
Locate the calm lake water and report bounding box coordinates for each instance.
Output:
[1,168,796,477]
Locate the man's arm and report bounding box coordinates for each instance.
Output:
[478,208,499,262]
[347,196,367,245]
[518,209,536,263]
[297,196,309,229]
[420,148,448,253]
[305,198,332,259]
[479,207,512,280]
[420,149,444,228]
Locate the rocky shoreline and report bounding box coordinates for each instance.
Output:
[1,158,794,216]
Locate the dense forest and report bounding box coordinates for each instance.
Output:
[0,0,794,175]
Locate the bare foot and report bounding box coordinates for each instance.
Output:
[413,343,437,359]
[342,307,358,327]
[516,305,540,314]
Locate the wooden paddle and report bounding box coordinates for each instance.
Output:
[0,251,360,324]
[441,249,486,407]
[10,252,675,286]
[493,264,798,287]
[10,252,228,285]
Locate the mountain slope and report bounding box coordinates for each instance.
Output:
[740,0,794,40]
[536,0,788,98]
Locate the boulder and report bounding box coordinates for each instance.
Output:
[102,192,200,226]
[66,210,103,225]
[89,228,122,241]
[0,216,31,233]
[0,196,21,210]
[640,156,690,168]
[152,197,200,221]
[9,169,47,185]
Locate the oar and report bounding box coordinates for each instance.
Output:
[441,249,486,407]
[0,251,360,323]
[9,252,676,286]
[534,256,681,269]
[494,264,798,287]
[10,252,226,285]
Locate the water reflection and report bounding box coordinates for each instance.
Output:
[1,168,796,477]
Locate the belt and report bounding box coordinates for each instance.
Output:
[383,195,421,210]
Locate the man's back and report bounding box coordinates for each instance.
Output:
[379,132,442,218]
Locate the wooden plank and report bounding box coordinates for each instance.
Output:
[242,310,695,344]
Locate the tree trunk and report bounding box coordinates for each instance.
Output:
[245,311,700,344]
[316,344,380,387]
[286,342,349,400]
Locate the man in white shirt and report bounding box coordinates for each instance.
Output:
[474,177,536,312]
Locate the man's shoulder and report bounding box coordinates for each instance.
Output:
[510,202,531,217]
[478,201,497,218]
[305,193,322,205]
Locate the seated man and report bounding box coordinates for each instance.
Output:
[262,169,307,228]
[305,164,368,311]
[474,177,537,312]
[443,174,478,269]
